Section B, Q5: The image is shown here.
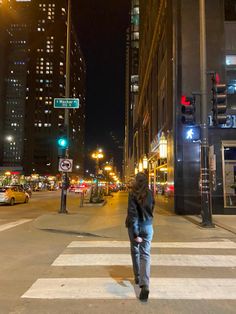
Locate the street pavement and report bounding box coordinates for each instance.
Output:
[0,191,236,313]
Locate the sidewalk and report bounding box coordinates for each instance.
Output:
[155,194,236,235]
[188,214,236,234]
[34,192,236,240]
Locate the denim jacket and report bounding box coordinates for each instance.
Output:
[126,189,155,238]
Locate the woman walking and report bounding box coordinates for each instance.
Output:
[125,172,155,302]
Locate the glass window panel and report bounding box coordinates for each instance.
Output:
[223,145,236,207]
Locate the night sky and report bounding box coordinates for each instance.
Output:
[72,1,130,173]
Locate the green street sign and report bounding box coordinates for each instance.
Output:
[54,98,80,109]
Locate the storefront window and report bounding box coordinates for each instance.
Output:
[223,145,236,207]
[156,164,167,195]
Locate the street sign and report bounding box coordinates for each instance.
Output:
[54,98,79,109]
[58,158,73,172]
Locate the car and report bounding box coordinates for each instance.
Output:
[10,184,32,197]
[68,184,78,192]
[74,183,89,193]
[0,186,29,205]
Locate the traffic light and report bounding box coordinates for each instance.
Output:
[181,96,196,125]
[57,137,68,148]
[211,78,227,125]
[57,136,68,157]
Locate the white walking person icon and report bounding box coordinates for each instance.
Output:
[186,128,194,140]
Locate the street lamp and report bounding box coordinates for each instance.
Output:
[104,165,112,171]
[159,133,167,159]
[104,164,112,195]
[91,148,104,194]
[143,155,148,170]
[138,160,143,172]
[92,148,104,174]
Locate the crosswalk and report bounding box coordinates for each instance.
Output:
[22,239,236,300]
[0,219,32,232]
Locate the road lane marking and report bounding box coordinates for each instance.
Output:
[0,219,32,232]
[52,253,236,267]
[21,278,236,299]
[69,240,236,249]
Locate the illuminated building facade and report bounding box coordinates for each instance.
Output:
[0,0,86,176]
[125,0,236,214]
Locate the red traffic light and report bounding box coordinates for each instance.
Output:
[181,96,196,125]
[181,95,191,106]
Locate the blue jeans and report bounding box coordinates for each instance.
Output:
[128,223,153,287]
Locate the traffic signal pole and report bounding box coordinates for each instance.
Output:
[199,0,214,227]
[59,0,71,214]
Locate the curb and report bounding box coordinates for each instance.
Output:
[82,200,107,207]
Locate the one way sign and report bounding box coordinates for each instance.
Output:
[58,158,73,172]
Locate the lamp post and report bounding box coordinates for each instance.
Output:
[104,165,112,195]
[91,148,104,194]
[59,0,71,214]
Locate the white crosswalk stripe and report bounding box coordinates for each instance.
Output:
[22,240,236,300]
[22,278,236,300]
[68,240,236,249]
[52,253,236,267]
[0,219,32,232]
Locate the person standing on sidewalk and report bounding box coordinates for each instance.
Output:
[125,172,155,302]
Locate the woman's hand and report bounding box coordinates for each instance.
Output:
[134,236,143,243]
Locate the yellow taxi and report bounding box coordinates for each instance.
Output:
[0,186,29,206]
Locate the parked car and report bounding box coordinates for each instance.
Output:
[10,184,32,198]
[0,186,29,205]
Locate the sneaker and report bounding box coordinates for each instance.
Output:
[139,285,149,302]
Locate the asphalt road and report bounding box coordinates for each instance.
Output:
[0,191,235,314]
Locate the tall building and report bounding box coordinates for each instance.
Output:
[0,0,86,176]
[124,0,139,182]
[125,0,236,214]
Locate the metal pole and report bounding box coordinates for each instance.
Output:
[95,158,99,196]
[59,0,71,214]
[199,0,214,227]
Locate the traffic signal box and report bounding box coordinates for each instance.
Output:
[181,96,196,125]
[57,136,68,157]
[211,77,227,125]
[57,137,68,148]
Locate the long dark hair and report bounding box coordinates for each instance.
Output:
[131,172,149,205]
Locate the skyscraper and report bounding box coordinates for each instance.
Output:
[0,0,86,176]
[124,0,139,182]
